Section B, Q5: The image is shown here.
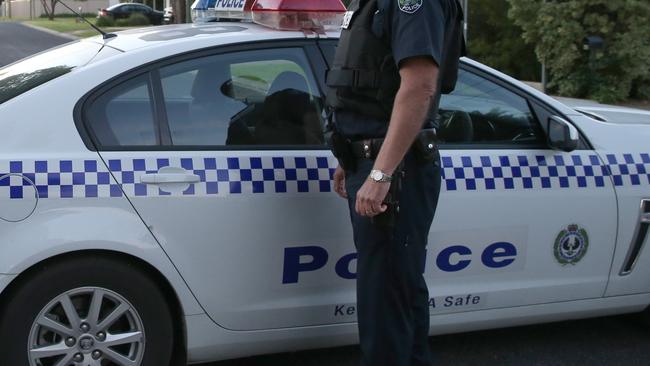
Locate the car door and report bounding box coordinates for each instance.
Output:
[318,42,617,321]
[82,42,356,331]
[419,66,618,316]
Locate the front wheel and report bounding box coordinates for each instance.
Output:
[0,256,174,366]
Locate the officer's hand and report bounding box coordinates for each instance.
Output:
[356,180,389,218]
[333,165,348,199]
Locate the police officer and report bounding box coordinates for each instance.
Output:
[326,0,465,365]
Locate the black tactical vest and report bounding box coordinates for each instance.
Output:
[326,0,466,123]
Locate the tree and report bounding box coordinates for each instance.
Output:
[342,0,539,82]
[40,0,60,20]
[468,0,540,81]
[508,0,650,103]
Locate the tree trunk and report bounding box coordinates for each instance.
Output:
[39,0,58,20]
[49,0,57,20]
[173,0,186,23]
[40,0,51,19]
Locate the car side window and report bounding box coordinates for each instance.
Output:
[158,47,325,148]
[85,73,159,147]
[438,70,543,146]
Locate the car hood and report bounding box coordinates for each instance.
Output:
[556,97,650,125]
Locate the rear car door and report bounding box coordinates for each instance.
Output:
[80,41,355,331]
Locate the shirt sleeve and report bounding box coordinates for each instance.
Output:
[386,0,446,68]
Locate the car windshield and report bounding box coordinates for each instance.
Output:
[0,41,106,105]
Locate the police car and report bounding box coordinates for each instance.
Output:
[1,0,650,365]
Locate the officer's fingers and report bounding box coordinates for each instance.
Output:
[336,183,348,199]
[355,194,363,216]
[370,200,386,216]
[357,193,371,217]
[332,168,347,199]
[336,176,348,199]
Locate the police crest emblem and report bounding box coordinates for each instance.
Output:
[398,0,423,13]
[554,224,589,265]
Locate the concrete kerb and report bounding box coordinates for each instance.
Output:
[21,22,79,41]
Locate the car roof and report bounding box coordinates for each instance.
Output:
[88,22,330,54]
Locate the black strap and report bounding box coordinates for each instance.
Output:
[326,69,381,88]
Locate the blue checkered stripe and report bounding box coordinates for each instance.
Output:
[0,157,336,199]
[0,160,118,199]
[605,153,650,187]
[441,153,650,191]
[1,153,649,199]
[108,156,337,197]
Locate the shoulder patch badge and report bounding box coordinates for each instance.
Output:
[398,0,423,14]
[554,224,589,266]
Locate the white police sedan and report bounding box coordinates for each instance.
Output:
[1,1,650,365]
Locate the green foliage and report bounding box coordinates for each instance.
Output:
[38,12,96,18]
[115,13,150,27]
[95,15,114,27]
[468,0,539,81]
[342,0,539,81]
[508,0,650,103]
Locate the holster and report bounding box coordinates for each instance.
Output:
[326,129,357,172]
[412,128,439,164]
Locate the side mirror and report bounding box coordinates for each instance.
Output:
[547,116,579,152]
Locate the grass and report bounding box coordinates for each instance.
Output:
[25,17,93,33]
[23,17,147,37]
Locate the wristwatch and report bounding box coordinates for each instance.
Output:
[369,170,393,183]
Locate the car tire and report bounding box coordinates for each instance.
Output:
[0,255,174,366]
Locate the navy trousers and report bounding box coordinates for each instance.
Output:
[345,152,441,366]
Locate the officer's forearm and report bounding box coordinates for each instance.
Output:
[373,59,439,175]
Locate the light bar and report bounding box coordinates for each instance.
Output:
[251,0,346,31]
[214,0,254,20]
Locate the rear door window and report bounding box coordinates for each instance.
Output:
[159,47,325,147]
[85,73,159,147]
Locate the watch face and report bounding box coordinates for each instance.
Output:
[371,171,382,181]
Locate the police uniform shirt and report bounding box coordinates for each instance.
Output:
[334,0,464,138]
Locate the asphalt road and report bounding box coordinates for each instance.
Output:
[3,21,650,366]
[203,314,650,366]
[0,22,70,67]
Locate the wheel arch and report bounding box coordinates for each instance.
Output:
[0,249,188,365]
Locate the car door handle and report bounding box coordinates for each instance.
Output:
[642,213,650,224]
[140,173,200,184]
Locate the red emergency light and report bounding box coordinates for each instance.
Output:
[252,0,347,31]
[214,0,346,31]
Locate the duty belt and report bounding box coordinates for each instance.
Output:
[350,129,439,160]
[350,138,384,160]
